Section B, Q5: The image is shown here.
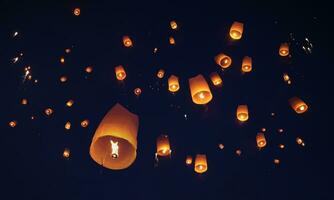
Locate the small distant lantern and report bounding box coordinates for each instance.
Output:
[279,43,289,56]
[85,66,93,73]
[194,154,208,174]
[73,8,80,16]
[186,155,193,165]
[296,137,305,146]
[218,144,225,150]
[21,98,28,105]
[45,108,53,116]
[256,132,267,148]
[215,53,232,69]
[278,128,284,133]
[115,65,126,81]
[65,121,71,130]
[63,148,70,158]
[157,69,165,79]
[65,48,71,53]
[123,36,133,47]
[236,149,242,156]
[60,57,65,64]
[189,74,213,105]
[289,97,308,114]
[170,20,178,30]
[81,119,89,128]
[229,21,244,40]
[236,105,249,122]
[60,76,67,83]
[66,100,74,107]
[9,121,17,128]
[279,144,285,149]
[134,88,142,96]
[241,56,252,72]
[261,128,266,132]
[168,75,180,92]
[210,72,223,86]
[169,37,175,45]
[274,159,280,164]
[156,135,171,157]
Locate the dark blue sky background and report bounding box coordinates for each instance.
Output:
[1,0,331,199]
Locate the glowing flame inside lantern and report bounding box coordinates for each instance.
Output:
[110,140,119,159]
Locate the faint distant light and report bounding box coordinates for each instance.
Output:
[278,128,284,133]
[65,48,71,53]
[218,144,224,150]
[73,8,81,16]
[274,159,280,165]
[13,31,19,37]
[65,121,71,130]
[236,149,242,156]
[184,114,188,120]
[45,108,53,116]
[153,47,158,53]
[81,119,89,128]
[9,121,17,128]
[261,128,266,132]
[60,57,65,64]
[63,148,70,158]
[279,144,285,149]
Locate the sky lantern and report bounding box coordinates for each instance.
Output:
[283,73,292,84]
[60,76,67,83]
[169,36,175,45]
[65,121,71,130]
[156,135,171,157]
[274,159,280,165]
[115,65,126,81]
[168,75,180,92]
[45,108,53,116]
[63,148,70,158]
[60,57,65,64]
[229,21,244,40]
[81,119,89,128]
[296,137,305,146]
[279,144,285,149]
[134,88,142,96]
[189,74,213,105]
[236,105,249,122]
[170,20,178,30]
[194,154,208,174]
[256,132,267,148]
[218,143,225,150]
[210,72,223,86]
[9,121,17,128]
[123,36,133,47]
[289,97,308,114]
[157,69,165,79]
[73,8,80,16]
[65,48,71,53]
[279,43,289,56]
[186,155,193,165]
[241,56,252,72]
[85,66,93,73]
[90,103,139,170]
[21,98,28,105]
[215,53,232,69]
[66,100,74,107]
[236,149,242,156]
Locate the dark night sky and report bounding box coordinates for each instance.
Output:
[1,0,332,199]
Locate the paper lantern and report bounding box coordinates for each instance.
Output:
[218,144,225,150]
[215,53,232,68]
[169,37,175,45]
[279,43,289,56]
[60,57,65,64]
[65,48,71,53]
[256,132,267,148]
[60,76,67,83]
[278,128,284,133]
[65,121,71,130]
[296,137,305,146]
[9,121,17,128]
[85,66,93,73]
[63,148,70,158]
[134,88,142,96]
[194,154,207,174]
[123,36,133,47]
[21,98,28,105]
[156,135,171,157]
[236,105,249,122]
[115,65,126,81]
[157,69,165,79]
[210,72,223,86]
[89,103,139,170]
[283,73,290,82]
[81,119,89,128]
[45,108,53,116]
[168,75,180,92]
[279,144,285,149]
[186,155,193,165]
[73,8,80,16]
[236,149,242,156]
[170,20,178,30]
[261,128,266,132]
[241,56,252,72]
[289,97,308,114]
[274,159,280,164]
[66,100,74,107]
[229,21,244,40]
[189,74,213,105]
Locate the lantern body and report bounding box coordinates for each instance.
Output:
[189,74,213,105]
[156,135,171,156]
[65,121,71,130]
[85,66,93,73]
[66,100,74,107]
[256,132,267,148]
[9,121,17,128]
[210,72,222,86]
[170,20,178,30]
[45,108,53,116]
[73,8,80,16]
[60,76,67,82]
[157,69,165,79]
[90,103,139,170]
[134,88,142,96]
[60,57,65,64]
[186,155,193,165]
[21,98,28,105]
[169,37,175,45]
[229,21,244,40]
[289,97,308,114]
[242,56,252,72]
[63,148,70,158]
[123,36,133,47]
[236,105,249,122]
[168,75,180,92]
[215,53,232,68]
[279,43,289,56]
[81,119,89,128]
[194,154,208,173]
[115,65,126,81]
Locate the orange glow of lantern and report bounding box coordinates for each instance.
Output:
[289,97,308,114]
[170,20,178,30]
[45,108,53,116]
[256,132,267,148]
[218,143,225,150]
[60,57,65,64]
[229,21,244,40]
[21,98,28,105]
[168,75,180,92]
[9,121,17,128]
[123,36,133,47]
[115,65,126,81]
[157,69,165,79]
[134,88,142,96]
[261,128,266,132]
[65,121,71,130]
[189,74,213,105]
[65,48,71,53]
[63,148,70,158]
[169,37,175,45]
[236,105,249,122]
[156,135,171,157]
[296,137,305,146]
[186,155,193,165]
[279,43,289,56]
[194,154,208,174]
[236,149,242,156]
[279,144,285,149]
[85,66,93,73]
[81,119,89,128]
[73,8,80,16]
[210,72,223,86]
[60,76,67,83]
[215,53,232,69]
[89,103,139,170]
[66,100,74,107]
[274,159,280,164]
[241,56,252,72]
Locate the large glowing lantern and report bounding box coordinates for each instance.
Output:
[115,65,126,81]
[156,135,171,157]
[256,132,267,148]
[242,56,252,72]
[215,53,232,69]
[168,75,180,92]
[157,69,165,79]
[229,21,244,40]
[123,36,133,47]
[90,103,139,170]
[210,72,222,86]
[236,105,249,122]
[194,154,208,174]
[189,74,213,105]
[279,43,289,56]
[289,97,308,114]
[170,20,178,30]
